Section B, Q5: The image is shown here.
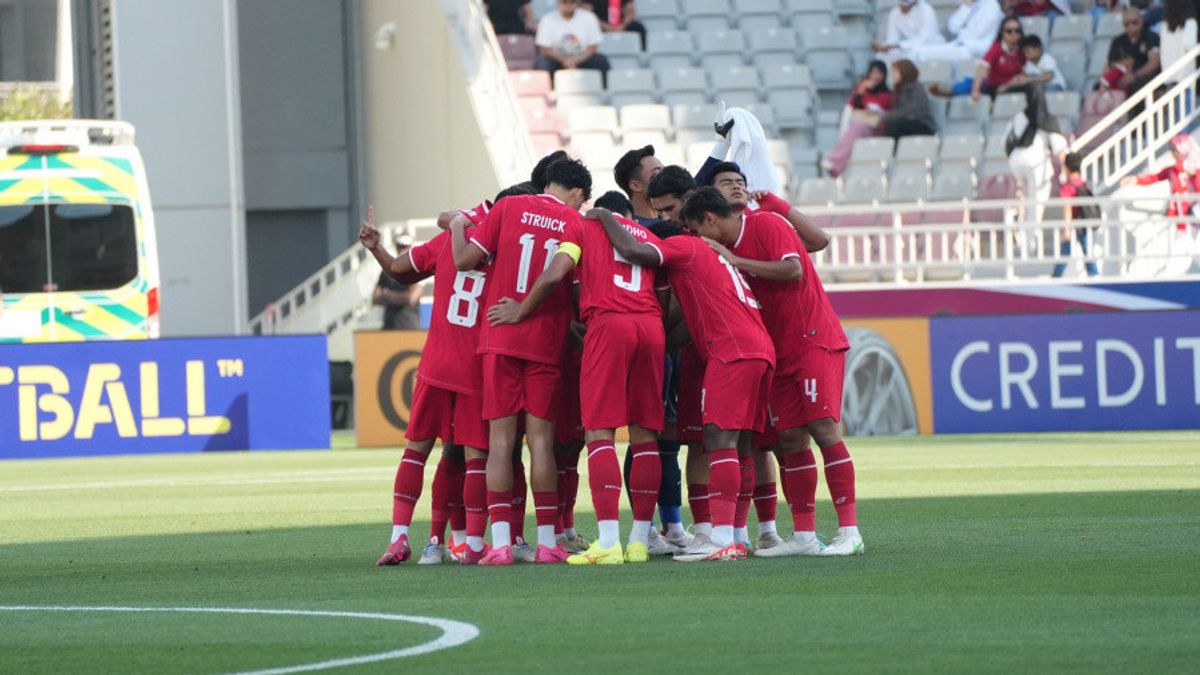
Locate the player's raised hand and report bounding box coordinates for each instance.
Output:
[358,205,380,250]
[702,236,735,262]
[749,190,771,203]
[487,297,523,325]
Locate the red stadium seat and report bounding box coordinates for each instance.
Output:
[510,70,552,99]
[499,34,537,70]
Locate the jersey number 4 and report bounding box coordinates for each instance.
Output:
[516,233,560,293]
[447,270,486,327]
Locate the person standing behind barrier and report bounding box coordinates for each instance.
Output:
[1121,133,1200,233]
[1005,84,1068,231]
[374,233,423,330]
[1053,152,1101,278]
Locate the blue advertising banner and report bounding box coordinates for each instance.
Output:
[0,336,330,459]
[930,310,1200,433]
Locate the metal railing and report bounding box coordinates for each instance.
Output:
[1075,44,1200,192]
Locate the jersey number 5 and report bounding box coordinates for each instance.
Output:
[516,233,560,293]
[612,249,642,292]
[447,270,486,327]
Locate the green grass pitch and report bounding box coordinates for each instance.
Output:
[1,431,1198,673]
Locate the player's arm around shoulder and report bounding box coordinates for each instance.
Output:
[487,250,576,326]
[702,231,802,282]
[587,207,661,267]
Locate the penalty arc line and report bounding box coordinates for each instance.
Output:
[0,605,480,674]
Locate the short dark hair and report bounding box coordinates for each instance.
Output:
[646,165,697,200]
[494,181,538,203]
[1064,152,1083,173]
[545,157,593,201]
[679,186,733,225]
[614,145,656,196]
[1020,34,1043,51]
[704,161,747,187]
[531,150,569,191]
[593,190,633,216]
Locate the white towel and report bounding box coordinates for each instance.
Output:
[719,106,779,194]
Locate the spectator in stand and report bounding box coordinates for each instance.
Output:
[535,0,611,77]
[1006,84,1068,227]
[582,2,647,50]
[374,232,424,330]
[1099,42,1138,93]
[486,0,536,35]
[872,0,945,63]
[824,61,894,176]
[1003,0,1068,17]
[909,0,1006,65]
[1121,133,1200,232]
[1053,152,1101,278]
[930,15,1027,99]
[1021,35,1067,91]
[881,59,938,139]
[1160,0,1197,86]
[1108,7,1162,94]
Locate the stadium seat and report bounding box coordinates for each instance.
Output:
[1087,41,1109,78]
[620,103,672,133]
[1076,88,1127,153]
[658,67,710,106]
[992,92,1026,120]
[524,105,564,134]
[944,96,988,136]
[606,68,658,108]
[736,3,784,33]
[673,102,721,146]
[1046,91,1082,129]
[697,29,748,70]
[761,62,815,98]
[623,130,669,148]
[738,102,778,135]
[932,171,976,201]
[600,32,644,71]
[786,0,837,31]
[1094,11,1124,40]
[638,0,681,32]
[797,177,838,228]
[568,105,619,136]
[748,27,799,68]
[895,135,940,166]
[683,0,733,33]
[888,164,931,200]
[1051,45,1087,92]
[531,130,566,156]
[983,133,1008,161]
[571,134,620,165]
[815,109,842,150]
[510,70,552,101]
[768,90,817,130]
[555,69,604,96]
[790,145,820,182]
[498,34,537,70]
[973,172,1018,222]
[938,133,984,176]
[918,59,955,89]
[709,64,762,99]
[1019,15,1050,43]
[647,31,695,71]
[848,136,895,170]
[1049,13,1091,49]
[803,26,855,90]
[655,143,688,166]
[836,0,874,19]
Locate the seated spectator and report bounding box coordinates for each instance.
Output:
[909,0,1006,64]
[1107,7,1162,94]
[485,0,536,35]
[872,0,945,62]
[535,0,611,77]
[1021,35,1066,91]
[582,1,646,49]
[1099,42,1137,93]
[881,59,938,139]
[1003,0,1068,16]
[824,61,894,176]
[930,15,1027,99]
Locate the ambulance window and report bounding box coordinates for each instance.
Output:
[48,204,138,292]
[0,205,48,293]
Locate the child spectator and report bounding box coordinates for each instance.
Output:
[1053,152,1101,277]
[1099,43,1136,94]
[1020,35,1066,92]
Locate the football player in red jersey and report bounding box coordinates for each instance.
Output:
[594,199,776,562]
[487,190,666,564]
[452,158,593,565]
[684,187,864,557]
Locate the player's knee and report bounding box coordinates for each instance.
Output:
[808,419,841,448]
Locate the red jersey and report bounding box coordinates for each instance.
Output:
[469,193,577,364]
[562,215,663,324]
[731,212,849,361]
[405,201,491,396]
[1137,161,1200,220]
[982,42,1025,88]
[647,233,775,366]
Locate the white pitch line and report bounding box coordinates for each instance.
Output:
[0,467,392,493]
[0,605,480,674]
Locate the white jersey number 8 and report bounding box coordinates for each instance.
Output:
[447,270,486,327]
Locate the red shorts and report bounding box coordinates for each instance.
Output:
[406,379,489,451]
[702,358,773,433]
[481,353,561,421]
[772,348,845,429]
[753,421,778,450]
[556,347,584,445]
[676,343,704,443]
[580,313,666,432]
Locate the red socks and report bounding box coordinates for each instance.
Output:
[783,450,818,532]
[586,440,622,521]
[391,449,427,527]
[627,442,662,522]
[464,458,488,540]
[820,441,857,527]
[429,456,464,541]
[734,452,755,530]
[707,448,740,528]
[688,482,710,524]
[511,458,527,539]
[487,489,513,533]
[533,490,558,528]
[753,482,778,524]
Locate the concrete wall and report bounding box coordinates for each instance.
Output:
[110,0,246,336]
[359,0,500,221]
[0,0,57,81]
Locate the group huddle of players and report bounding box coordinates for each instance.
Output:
[360,143,863,565]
